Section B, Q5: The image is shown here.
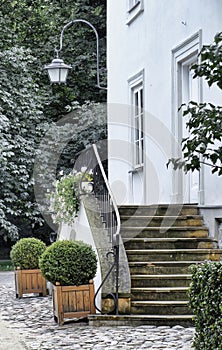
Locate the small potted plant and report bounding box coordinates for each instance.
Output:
[39,240,97,325]
[49,168,93,225]
[10,237,47,298]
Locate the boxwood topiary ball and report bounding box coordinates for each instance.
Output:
[39,240,97,286]
[10,237,46,270]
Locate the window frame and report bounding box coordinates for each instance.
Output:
[126,0,144,25]
[128,70,145,168]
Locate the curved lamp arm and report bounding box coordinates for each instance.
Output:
[55,19,107,90]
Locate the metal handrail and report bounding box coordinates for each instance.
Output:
[92,144,120,315]
[92,144,120,247]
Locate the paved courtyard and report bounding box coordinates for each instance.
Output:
[0,271,195,350]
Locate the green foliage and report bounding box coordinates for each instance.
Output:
[0,0,107,241]
[41,101,107,176]
[33,101,106,230]
[0,260,14,271]
[0,46,49,240]
[168,32,222,175]
[181,101,222,175]
[0,0,107,105]
[49,170,92,225]
[39,240,97,286]
[192,32,222,90]
[53,173,80,223]
[189,261,222,349]
[10,237,46,270]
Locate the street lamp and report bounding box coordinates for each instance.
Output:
[44,58,71,84]
[45,19,106,90]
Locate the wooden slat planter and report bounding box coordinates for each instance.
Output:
[52,280,95,325]
[15,268,47,299]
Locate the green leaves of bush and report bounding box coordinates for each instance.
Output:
[39,240,97,286]
[189,261,222,349]
[10,237,46,270]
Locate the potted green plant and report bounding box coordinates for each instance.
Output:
[39,240,97,325]
[10,237,47,298]
[49,168,93,225]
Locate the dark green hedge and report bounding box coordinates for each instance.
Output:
[189,261,222,350]
[10,238,46,270]
[39,240,97,286]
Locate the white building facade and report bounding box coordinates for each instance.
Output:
[107,0,222,240]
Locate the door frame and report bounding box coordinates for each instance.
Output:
[171,30,204,204]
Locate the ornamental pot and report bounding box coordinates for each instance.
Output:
[52,279,95,325]
[14,267,47,299]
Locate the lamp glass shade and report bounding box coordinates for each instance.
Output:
[45,58,71,84]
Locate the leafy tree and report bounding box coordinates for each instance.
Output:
[34,101,107,232]
[168,32,222,175]
[1,0,107,109]
[0,46,49,240]
[0,0,107,242]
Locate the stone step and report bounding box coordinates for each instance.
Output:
[131,300,192,315]
[116,204,220,324]
[121,226,209,239]
[131,274,192,287]
[118,204,198,217]
[121,215,203,227]
[88,314,194,327]
[131,287,189,301]
[126,249,222,262]
[124,237,217,250]
[128,261,199,274]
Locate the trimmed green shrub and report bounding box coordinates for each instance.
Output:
[39,240,97,286]
[10,238,46,270]
[189,261,222,350]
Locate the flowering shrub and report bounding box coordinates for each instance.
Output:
[49,169,93,225]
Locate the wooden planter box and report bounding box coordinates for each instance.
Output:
[52,280,95,325]
[15,268,47,299]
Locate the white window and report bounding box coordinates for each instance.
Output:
[129,72,144,167]
[133,84,144,166]
[127,0,144,25]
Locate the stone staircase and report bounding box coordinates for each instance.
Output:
[120,204,222,326]
[88,204,222,326]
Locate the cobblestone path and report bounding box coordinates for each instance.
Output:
[0,272,195,350]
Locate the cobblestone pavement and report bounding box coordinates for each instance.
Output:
[0,272,195,350]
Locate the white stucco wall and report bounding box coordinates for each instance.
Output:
[107,0,222,208]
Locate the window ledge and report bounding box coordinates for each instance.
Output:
[129,164,144,174]
[126,0,144,25]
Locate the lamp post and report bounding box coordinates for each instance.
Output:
[45,19,120,315]
[45,19,106,90]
